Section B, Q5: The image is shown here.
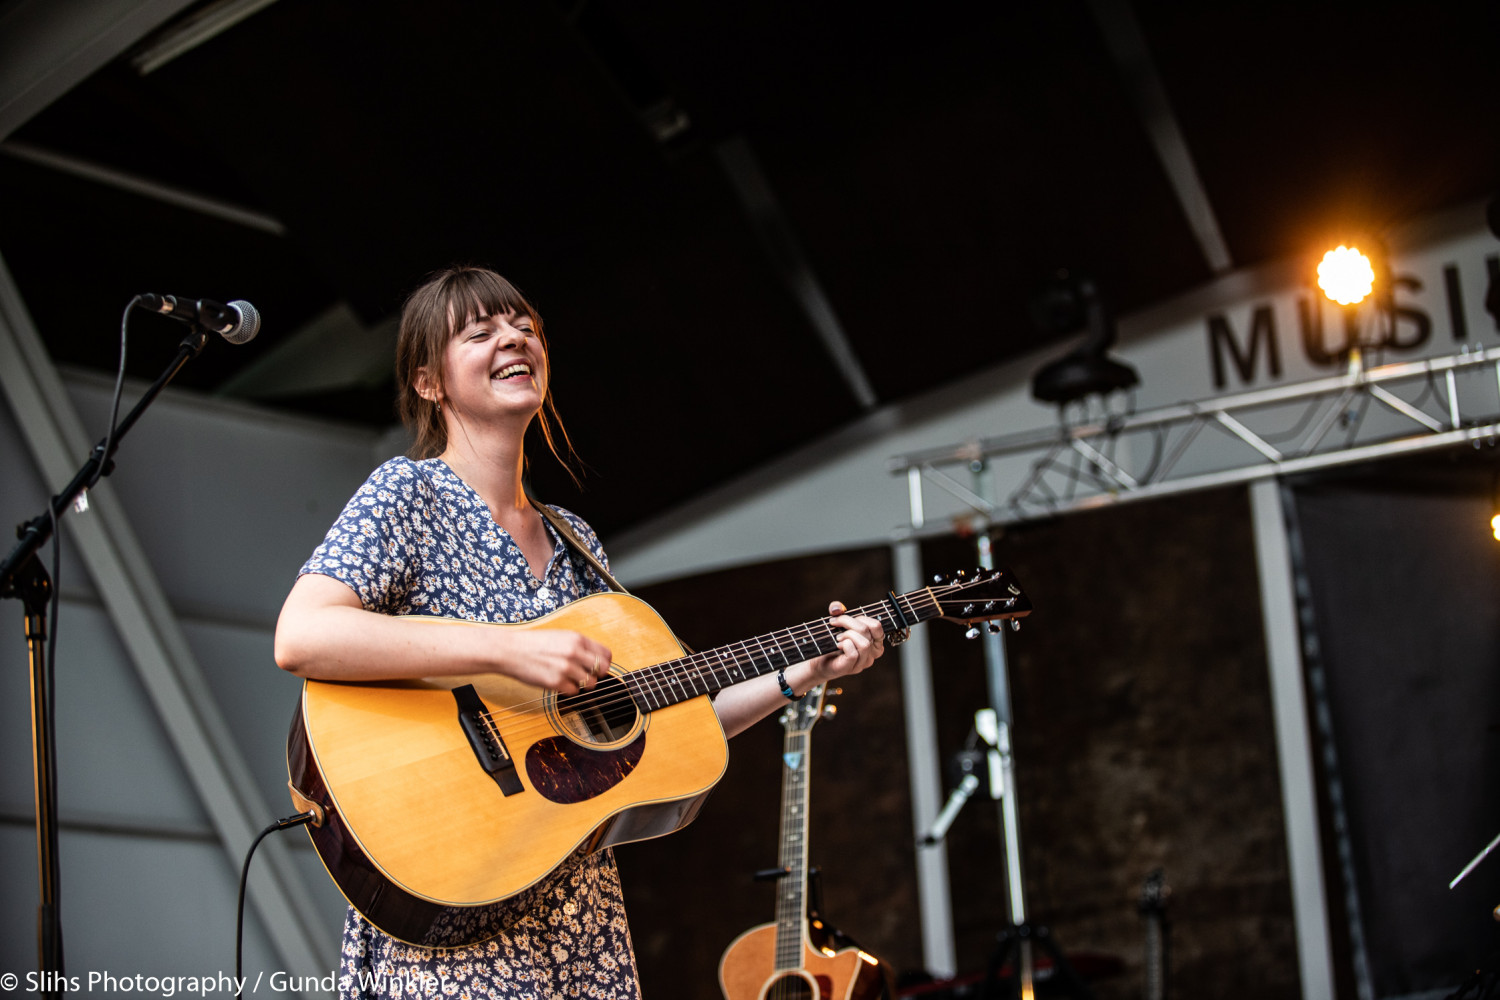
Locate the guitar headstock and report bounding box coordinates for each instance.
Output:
[1139,868,1171,915]
[779,684,832,734]
[928,567,1033,626]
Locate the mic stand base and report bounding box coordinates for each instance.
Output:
[984,922,1096,1000]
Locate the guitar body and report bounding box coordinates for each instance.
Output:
[287,592,728,947]
[718,923,886,1000]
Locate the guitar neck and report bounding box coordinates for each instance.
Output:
[621,590,940,713]
[773,723,812,970]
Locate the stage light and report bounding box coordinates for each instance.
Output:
[1490,513,1500,542]
[1028,271,1139,407]
[1318,245,1376,306]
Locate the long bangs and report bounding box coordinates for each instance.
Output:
[440,269,542,338]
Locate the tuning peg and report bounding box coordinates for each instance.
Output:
[954,569,967,579]
[822,705,838,721]
[1010,620,1020,632]
[962,603,975,615]
[932,573,946,584]
[965,627,981,639]
[983,601,996,612]
[987,622,1003,634]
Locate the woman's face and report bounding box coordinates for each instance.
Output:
[435,306,546,428]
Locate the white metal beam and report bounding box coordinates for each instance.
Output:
[894,346,1500,528]
[1249,479,1335,999]
[0,0,198,141]
[1087,0,1234,274]
[716,135,880,410]
[893,540,958,978]
[0,249,335,984]
[0,141,286,236]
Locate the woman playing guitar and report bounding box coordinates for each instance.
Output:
[273,266,886,1000]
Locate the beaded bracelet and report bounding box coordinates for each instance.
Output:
[776,667,798,701]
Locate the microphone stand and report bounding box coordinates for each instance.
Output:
[0,324,214,1000]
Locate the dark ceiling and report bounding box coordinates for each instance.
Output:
[3,0,1497,537]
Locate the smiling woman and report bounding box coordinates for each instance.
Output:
[393,267,577,488]
[272,265,888,1000]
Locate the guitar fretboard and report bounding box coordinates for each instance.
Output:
[621,590,940,712]
[774,725,812,971]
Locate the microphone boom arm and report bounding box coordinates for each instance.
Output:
[0,325,209,595]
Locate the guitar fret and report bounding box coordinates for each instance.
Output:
[718,648,741,685]
[622,577,1017,713]
[624,673,650,711]
[773,727,810,972]
[772,630,797,666]
[749,635,769,669]
[736,640,759,678]
[761,632,783,667]
[640,666,666,709]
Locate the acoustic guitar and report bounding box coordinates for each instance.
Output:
[286,568,1030,947]
[718,684,891,1000]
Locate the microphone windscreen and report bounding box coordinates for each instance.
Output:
[225,300,260,344]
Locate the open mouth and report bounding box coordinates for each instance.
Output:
[493,363,532,381]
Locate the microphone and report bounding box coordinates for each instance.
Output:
[138,294,261,344]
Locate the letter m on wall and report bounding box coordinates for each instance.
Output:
[1207,305,1282,389]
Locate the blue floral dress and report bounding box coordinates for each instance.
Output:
[299,456,641,1000]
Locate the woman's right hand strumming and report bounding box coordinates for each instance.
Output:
[274,573,612,694]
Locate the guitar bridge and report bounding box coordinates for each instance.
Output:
[453,685,523,796]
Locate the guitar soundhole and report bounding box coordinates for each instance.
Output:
[765,973,816,1000]
[553,674,639,746]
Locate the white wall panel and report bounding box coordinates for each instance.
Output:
[0,601,207,829]
[64,371,380,625]
[177,618,316,819]
[0,825,281,979]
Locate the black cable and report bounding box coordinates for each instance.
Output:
[91,299,133,489]
[236,812,317,996]
[29,298,134,975]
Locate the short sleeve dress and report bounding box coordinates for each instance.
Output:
[299,456,642,1000]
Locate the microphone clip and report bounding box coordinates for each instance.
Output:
[136,294,259,344]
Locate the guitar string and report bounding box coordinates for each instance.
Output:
[455,593,931,744]
[436,581,1004,746]
[488,577,1016,748]
[440,580,1001,746]
[386,581,1001,749]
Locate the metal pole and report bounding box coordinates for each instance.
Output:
[972,461,1034,999]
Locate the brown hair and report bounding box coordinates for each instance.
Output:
[395,266,579,484]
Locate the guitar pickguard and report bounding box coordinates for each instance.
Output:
[526,734,647,804]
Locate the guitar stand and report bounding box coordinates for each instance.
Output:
[983,922,1095,1000]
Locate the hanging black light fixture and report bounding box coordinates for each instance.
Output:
[1028,270,1139,406]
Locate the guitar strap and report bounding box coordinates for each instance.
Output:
[532,502,632,596]
[532,501,698,656]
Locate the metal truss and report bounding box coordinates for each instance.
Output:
[891,345,1500,529]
